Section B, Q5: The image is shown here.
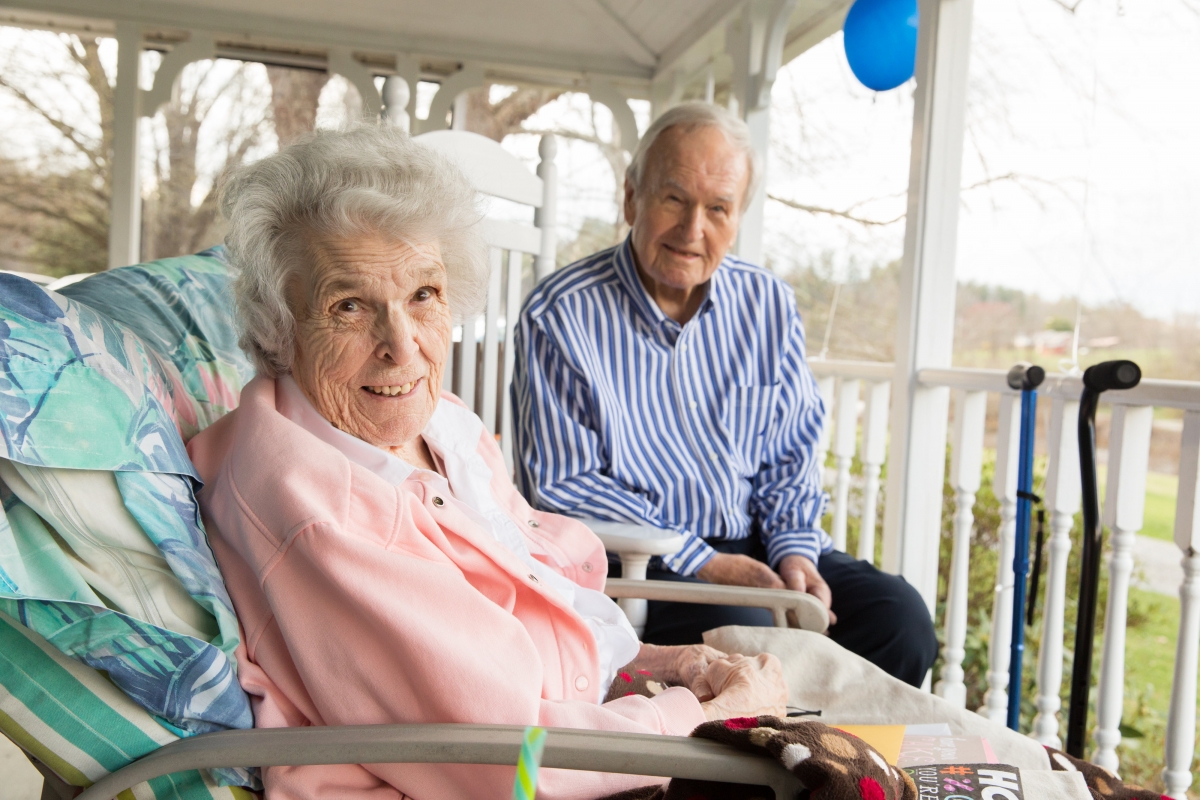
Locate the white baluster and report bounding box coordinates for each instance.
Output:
[936,389,987,707]
[982,393,1021,722]
[533,134,558,282]
[1032,396,1081,747]
[479,249,504,433]
[1164,410,1200,799]
[444,325,458,393]
[814,376,836,489]
[858,381,891,564]
[499,251,524,473]
[832,379,861,552]
[1093,404,1153,774]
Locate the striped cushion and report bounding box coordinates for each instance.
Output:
[0,610,254,799]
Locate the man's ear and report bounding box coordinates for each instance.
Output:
[623,178,638,227]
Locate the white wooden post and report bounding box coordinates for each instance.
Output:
[1094,404,1154,774]
[936,389,986,707]
[1032,395,1081,747]
[726,0,796,264]
[814,376,836,488]
[108,22,143,270]
[534,135,558,281]
[882,0,975,610]
[831,379,861,552]
[982,393,1021,722]
[858,380,892,563]
[1164,410,1200,799]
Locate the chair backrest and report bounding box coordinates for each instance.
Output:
[414,130,557,470]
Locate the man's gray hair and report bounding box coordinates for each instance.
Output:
[625,102,762,206]
[219,124,489,378]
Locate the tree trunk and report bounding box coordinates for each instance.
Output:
[268,66,330,147]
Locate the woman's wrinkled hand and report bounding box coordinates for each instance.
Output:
[668,644,726,702]
[698,653,788,721]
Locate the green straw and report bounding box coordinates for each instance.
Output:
[512,726,548,800]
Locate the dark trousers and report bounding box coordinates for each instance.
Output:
[611,537,939,687]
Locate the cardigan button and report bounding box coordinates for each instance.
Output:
[528,519,540,528]
[528,573,540,583]
[432,496,444,507]
[581,562,593,573]
[575,675,590,692]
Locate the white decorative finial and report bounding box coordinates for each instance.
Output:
[382,76,411,132]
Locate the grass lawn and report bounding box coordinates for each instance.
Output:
[1096,587,1193,795]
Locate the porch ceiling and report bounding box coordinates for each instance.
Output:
[0,0,850,93]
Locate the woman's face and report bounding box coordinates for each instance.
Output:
[288,232,452,452]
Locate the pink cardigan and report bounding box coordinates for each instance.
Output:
[188,376,705,800]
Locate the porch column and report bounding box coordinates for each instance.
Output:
[108,21,142,270]
[881,0,975,610]
[726,0,796,265]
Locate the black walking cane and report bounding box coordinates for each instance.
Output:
[1065,360,1141,758]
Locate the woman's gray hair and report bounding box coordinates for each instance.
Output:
[219,124,489,377]
[625,102,762,207]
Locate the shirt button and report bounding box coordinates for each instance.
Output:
[581,562,593,573]
[689,401,698,410]
[432,496,444,507]
[709,452,718,461]
[680,343,688,353]
[527,519,540,528]
[575,675,590,692]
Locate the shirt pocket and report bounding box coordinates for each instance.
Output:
[722,383,782,473]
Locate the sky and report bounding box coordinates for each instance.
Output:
[763,0,1200,320]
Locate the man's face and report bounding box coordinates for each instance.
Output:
[624,125,750,297]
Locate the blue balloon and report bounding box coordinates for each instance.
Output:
[843,0,919,92]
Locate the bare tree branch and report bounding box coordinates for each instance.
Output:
[768,193,906,226]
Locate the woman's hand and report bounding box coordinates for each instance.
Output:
[698,653,788,721]
[625,643,726,701]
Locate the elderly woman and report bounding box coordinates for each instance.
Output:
[187,125,787,800]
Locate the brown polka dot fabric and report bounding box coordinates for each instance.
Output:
[1044,747,1166,800]
[598,716,918,800]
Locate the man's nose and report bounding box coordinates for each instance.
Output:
[679,204,705,241]
[375,306,420,364]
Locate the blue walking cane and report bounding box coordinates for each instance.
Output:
[1007,362,1044,731]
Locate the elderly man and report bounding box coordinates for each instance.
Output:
[512,102,937,687]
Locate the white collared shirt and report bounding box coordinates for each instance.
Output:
[276,376,639,702]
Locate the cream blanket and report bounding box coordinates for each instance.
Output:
[702,626,1092,800]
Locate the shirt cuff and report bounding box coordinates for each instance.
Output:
[764,529,834,570]
[660,533,717,577]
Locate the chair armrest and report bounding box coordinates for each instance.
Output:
[75,723,802,800]
[581,519,684,556]
[603,578,830,633]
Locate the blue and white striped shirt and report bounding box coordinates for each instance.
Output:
[511,238,832,577]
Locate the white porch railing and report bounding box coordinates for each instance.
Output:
[808,359,1200,798]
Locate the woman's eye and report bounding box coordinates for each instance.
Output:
[336,299,360,313]
[413,287,436,302]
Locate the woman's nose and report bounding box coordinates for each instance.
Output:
[375,308,420,363]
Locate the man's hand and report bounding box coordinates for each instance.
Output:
[778,554,836,625]
[696,553,785,589]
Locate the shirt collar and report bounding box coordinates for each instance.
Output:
[613,235,723,329]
